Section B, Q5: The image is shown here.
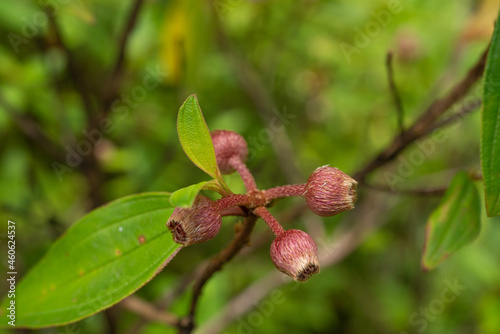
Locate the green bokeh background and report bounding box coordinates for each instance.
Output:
[1,0,499,333]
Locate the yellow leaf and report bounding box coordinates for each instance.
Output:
[160,1,188,85]
[160,0,212,85]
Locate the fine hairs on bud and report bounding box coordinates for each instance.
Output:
[270,229,320,282]
[305,166,357,217]
[211,130,248,174]
[166,195,221,246]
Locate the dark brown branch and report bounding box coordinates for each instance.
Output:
[0,93,66,162]
[46,13,107,209]
[178,214,258,333]
[124,276,196,334]
[102,0,146,113]
[45,8,95,124]
[360,97,482,197]
[426,98,482,135]
[120,296,179,327]
[354,46,489,182]
[104,308,118,334]
[42,8,106,210]
[386,51,405,135]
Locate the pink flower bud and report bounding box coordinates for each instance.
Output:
[270,229,320,282]
[305,166,357,217]
[166,196,221,246]
[211,130,248,174]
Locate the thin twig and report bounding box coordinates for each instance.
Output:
[426,98,482,135]
[45,7,95,124]
[386,51,405,135]
[0,92,66,162]
[45,6,106,210]
[179,214,259,333]
[102,0,146,113]
[44,7,108,209]
[123,265,202,334]
[120,296,179,327]
[354,46,489,182]
[104,308,118,334]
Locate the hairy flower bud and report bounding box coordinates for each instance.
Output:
[270,229,320,282]
[211,130,248,174]
[166,196,221,246]
[305,166,357,217]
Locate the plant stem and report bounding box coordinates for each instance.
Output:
[253,206,285,237]
[183,214,258,333]
[386,51,405,136]
[220,207,247,217]
[229,156,258,192]
[120,296,178,327]
[354,46,489,183]
[263,184,306,201]
[216,194,252,211]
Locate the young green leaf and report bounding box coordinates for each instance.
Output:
[0,193,180,328]
[177,94,220,179]
[177,94,231,194]
[170,180,220,208]
[422,172,481,271]
[481,11,500,217]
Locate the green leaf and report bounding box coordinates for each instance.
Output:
[170,180,219,208]
[422,172,481,271]
[177,94,220,179]
[482,11,500,217]
[0,193,181,328]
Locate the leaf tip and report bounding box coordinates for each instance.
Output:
[485,203,500,217]
[185,93,198,104]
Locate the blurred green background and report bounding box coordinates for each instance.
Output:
[1,0,500,333]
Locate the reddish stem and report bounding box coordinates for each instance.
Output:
[229,156,258,192]
[263,184,306,201]
[216,194,252,211]
[220,207,246,217]
[253,206,285,237]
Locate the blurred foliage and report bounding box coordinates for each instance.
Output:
[0,0,499,333]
